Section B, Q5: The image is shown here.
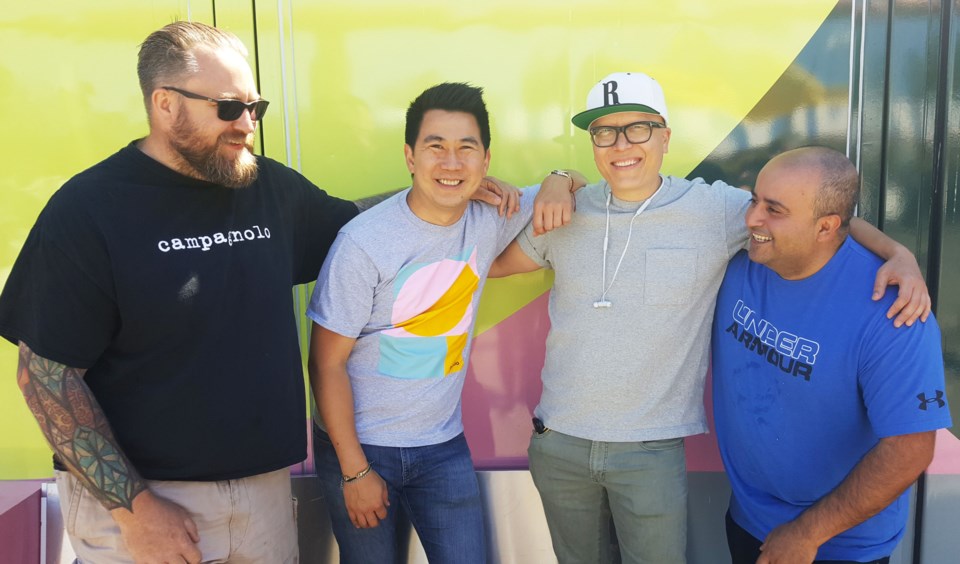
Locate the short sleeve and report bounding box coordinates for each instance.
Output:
[0,198,119,368]
[306,233,378,338]
[493,184,540,255]
[516,219,553,269]
[290,170,359,285]
[859,312,952,437]
[718,180,751,257]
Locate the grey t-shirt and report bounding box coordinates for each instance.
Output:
[308,187,537,447]
[518,175,750,442]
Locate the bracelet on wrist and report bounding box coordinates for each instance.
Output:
[340,463,373,488]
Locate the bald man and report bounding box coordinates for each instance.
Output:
[712,147,952,564]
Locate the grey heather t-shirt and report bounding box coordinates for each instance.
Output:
[308,187,537,447]
[518,175,750,442]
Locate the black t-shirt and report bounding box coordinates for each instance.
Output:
[0,142,358,480]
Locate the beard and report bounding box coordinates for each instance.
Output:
[170,112,259,189]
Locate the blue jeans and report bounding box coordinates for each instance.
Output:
[528,428,688,564]
[313,425,486,564]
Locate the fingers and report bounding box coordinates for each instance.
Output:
[888,286,930,327]
[886,285,930,327]
[474,187,502,209]
[343,472,389,529]
[183,543,202,564]
[500,187,520,218]
[480,178,505,217]
[920,294,932,322]
[183,516,200,544]
[872,272,889,301]
[349,510,383,529]
[480,176,502,193]
[873,262,932,327]
[481,175,507,194]
[533,201,574,235]
[507,189,521,219]
[559,197,573,227]
[532,211,545,235]
[480,176,521,216]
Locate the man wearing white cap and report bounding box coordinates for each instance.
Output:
[490,72,929,563]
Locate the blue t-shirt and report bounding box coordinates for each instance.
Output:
[307,187,536,447]
[712,238,952,561]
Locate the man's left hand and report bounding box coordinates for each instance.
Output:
[757,521,819,564]
[873,247,931,327]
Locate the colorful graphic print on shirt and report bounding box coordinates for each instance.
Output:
[379,247,479,379]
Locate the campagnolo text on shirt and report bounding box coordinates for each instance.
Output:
[156,225,272,253]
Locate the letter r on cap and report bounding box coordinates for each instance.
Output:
[603,81,619,106]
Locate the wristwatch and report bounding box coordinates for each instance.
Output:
[549,169,574,191]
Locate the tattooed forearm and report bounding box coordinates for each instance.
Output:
[17,342,147,512]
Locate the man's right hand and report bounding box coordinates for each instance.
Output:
[111,490,201,564]
[343,469,390,528]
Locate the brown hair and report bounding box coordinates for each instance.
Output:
[137,21,247,116]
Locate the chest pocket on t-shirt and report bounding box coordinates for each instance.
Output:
[645,248,698,305]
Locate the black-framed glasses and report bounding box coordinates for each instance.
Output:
[589,121,665,147]
[162,86,270,121]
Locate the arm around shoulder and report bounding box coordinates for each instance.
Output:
[531,169,588,235]
[848,218,931,327]
[489,239,543,278]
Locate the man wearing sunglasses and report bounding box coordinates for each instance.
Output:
[0,20,350,564]
[490,72,931,563]
[0,19,534,563]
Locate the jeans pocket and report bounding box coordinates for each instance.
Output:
[66,476,114,540]
[637,437,684,452]
[530,428,553,442]
[55,471,84,537]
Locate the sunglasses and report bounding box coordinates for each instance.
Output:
[162,86,270,121]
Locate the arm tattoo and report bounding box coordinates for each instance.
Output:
[17,342,147,512]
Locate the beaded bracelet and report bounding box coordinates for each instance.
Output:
[340,463,373,488]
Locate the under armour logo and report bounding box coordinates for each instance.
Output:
[603,81,619,106]
[917,391,946,410]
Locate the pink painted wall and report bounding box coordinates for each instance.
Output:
[0,481,41,564]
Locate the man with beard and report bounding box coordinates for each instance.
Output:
[0,21,521,564]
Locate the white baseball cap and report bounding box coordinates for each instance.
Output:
[571,72,669,130]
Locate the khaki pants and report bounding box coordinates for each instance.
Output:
[56,468,298,564]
